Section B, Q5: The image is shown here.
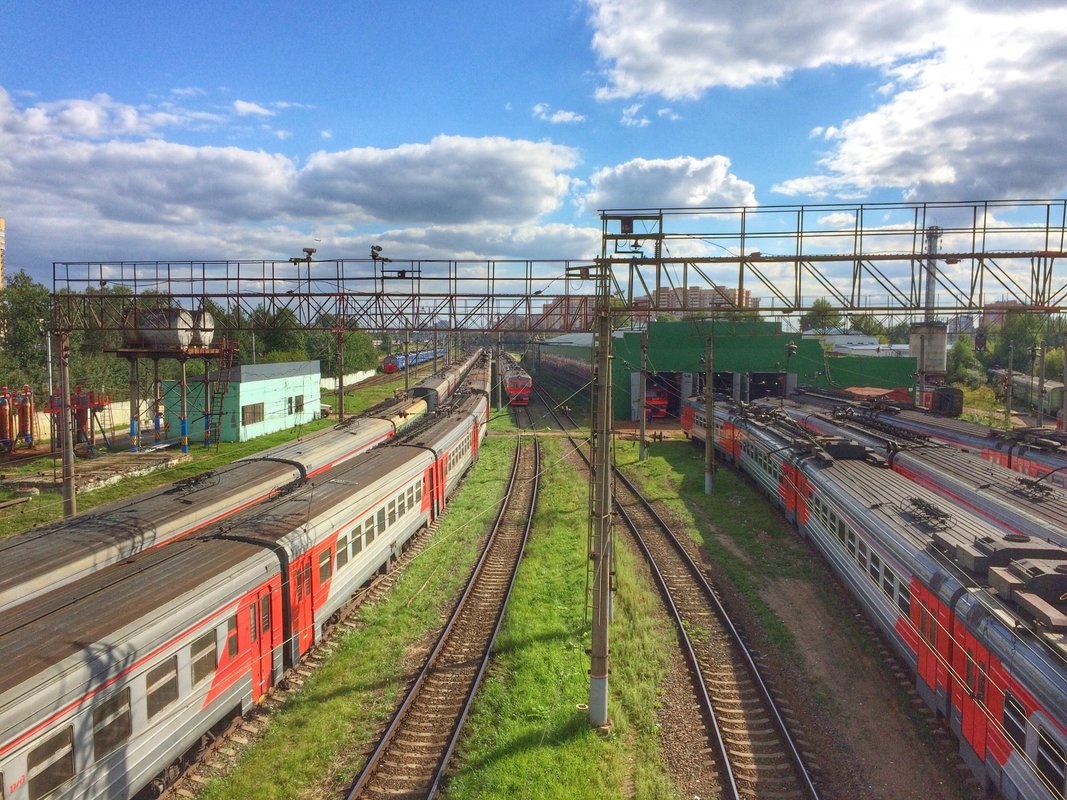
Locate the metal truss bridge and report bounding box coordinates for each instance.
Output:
[51,199,1067,333]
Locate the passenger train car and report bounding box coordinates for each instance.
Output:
[411,349,484,411]
[381,348,446,374]
[771,399,1067,550]
[504,361,532,406]
[797,391,1067,492]
[0,352,484,614]
[0,384,490,800]
[682,397,1067,800]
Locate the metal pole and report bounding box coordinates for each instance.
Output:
[918,334,926,408]
[639,333,647,461]
[589,258,613,729]
[434,330,439,374]
[404,330,410,393]
[57,331,76,517]
[705,332,714,494]
[129,357,140,453]
[179,358,189,454]
[153,359,162,443]
[336,328,345,422]
[203,368,211,448]
[1006,343,1014,426]
[1062,343,1067,432]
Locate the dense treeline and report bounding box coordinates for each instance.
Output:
[0,270,381,398]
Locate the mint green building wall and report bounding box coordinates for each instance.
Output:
[162,361,320,443]
[538,320,916,420]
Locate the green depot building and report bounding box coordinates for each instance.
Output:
[535,319,917,422]
[163,360,321,443]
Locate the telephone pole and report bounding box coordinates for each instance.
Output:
[704,332,714,494]
[639,333,648,462]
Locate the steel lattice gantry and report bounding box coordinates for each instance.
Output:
[51,199,1067,333]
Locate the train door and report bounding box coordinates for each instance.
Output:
[249,588,273,700]
[290,556,314,659]
[471,420,480,460]
[959,637,990,759]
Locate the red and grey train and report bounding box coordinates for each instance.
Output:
[772,398,1067,551]
[0,350,484,615]
[0,368,490,800]
[504,360,532,407]
[682,397,1067,800]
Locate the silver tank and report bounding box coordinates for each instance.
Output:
[121,307,194,349]
[191,310,215,347]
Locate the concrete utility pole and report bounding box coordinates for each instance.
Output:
[924,225,941,322]
[639,333,648,462]
[1006,343,1014,425]
[704,332,714,495]
[588,257,614,729]
[496,333,503,411]
[57,331,76,516]
[1037,341,1047,427]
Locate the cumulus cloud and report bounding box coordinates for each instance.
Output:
[578,155,756,213]
[532,102,587,124]
[298,135,579,224]
[588,0,1067,199]
[0,89,587,272]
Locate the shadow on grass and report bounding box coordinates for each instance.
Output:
[459,707,592,772]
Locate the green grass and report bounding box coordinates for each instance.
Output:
[197,435,520,800]
[444,437,679,800]
[959,384,1010,428]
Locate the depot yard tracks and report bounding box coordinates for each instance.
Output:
[552,405,820,799]
[347,438,540,799]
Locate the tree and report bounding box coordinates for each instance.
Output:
[799,299,842,333]
[0,270,50,382]
[947,335,983,387]
[849,314,886,339]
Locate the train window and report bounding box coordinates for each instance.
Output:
[828,512,837,530]
[27,727,74,800]
[147,656,179,719]
[388,500,397,527]
[249,605,258,643]
[319,548,333,584]
[191,630,217,685]
[227,616,239,658]
[897,584,910,616]
[303,562,311,597]
[261,595,270,634]
[1003,693,1026,747]
[1037,729,1066,793]
[846,532,857,557]
[337,535,349,569]
[857,541,868,569]
[416,480,423,503]
[397,492,405,515]
[869,553,881,582]
[296,568,304,601]
[836,520,846,544]
[376,509,385,536]
[92,687,132,760]
[882,569,895,599]
[407,486,415,509]
[352,529,363,557]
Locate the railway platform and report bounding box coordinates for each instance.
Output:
[0,446,190,495]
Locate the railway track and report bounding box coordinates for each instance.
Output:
[347,437,540,799]
[544,386,820,799]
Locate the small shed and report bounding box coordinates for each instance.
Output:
[163,361,321,443]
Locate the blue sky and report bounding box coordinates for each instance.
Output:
[2,0,1066,285]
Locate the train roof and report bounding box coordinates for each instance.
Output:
[741,410,1067,656]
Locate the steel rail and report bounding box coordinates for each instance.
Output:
[347,436,540,799]
[611,466,821,800]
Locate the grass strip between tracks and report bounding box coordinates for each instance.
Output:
[443,436,679,800]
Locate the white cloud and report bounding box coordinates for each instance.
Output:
[588,0,1067,199]
[298,135,579,224]
[532,102,587,124]
[620,103,649,128]
[0,91,587,272]
[578,155,756,213]
[320,130,333,139]
[657,107,680,121]
[233,99,275,117]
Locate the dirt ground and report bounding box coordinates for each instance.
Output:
[650,499,981,800]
